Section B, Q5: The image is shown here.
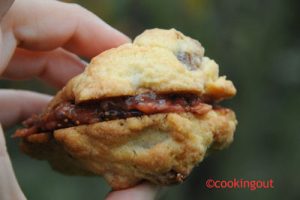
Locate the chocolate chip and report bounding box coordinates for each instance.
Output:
[176,51,199,71]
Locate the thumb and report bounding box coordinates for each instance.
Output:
[105,183,159,200]
[0,124,26,200]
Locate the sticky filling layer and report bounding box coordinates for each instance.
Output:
[14,92,212,138]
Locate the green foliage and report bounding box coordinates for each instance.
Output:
[1,0,299,199]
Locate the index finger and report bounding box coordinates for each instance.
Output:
[8,0,130,58]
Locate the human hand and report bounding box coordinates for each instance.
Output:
[0,0,158,199]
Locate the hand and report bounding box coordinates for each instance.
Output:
[0,0,158,199]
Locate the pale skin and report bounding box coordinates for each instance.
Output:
[0,0,158,199]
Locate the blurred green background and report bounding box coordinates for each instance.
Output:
[1,0,300,199]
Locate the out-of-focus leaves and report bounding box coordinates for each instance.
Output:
[1,0,299,199]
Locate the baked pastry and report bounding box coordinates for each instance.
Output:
[14,28,237,189]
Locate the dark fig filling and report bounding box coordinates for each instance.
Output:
[14,92,212,138]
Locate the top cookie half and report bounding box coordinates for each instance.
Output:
[55,28,236,105]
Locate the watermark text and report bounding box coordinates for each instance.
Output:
[205,178,274,191]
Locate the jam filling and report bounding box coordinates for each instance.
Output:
[14,92,212,138]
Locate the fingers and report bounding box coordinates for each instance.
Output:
[1,0,131,88]
[0,125,26,200]
[9,0,130,58]
[0,89,51,128]
[2,48,86,88]
[105,183,159,200]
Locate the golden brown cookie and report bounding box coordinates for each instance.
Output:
[15,28,237,190]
